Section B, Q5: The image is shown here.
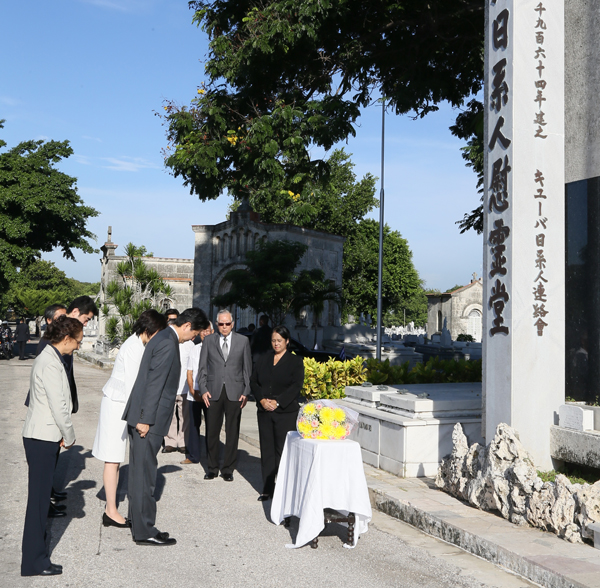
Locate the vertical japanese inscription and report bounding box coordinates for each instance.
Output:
[531,2,550,336]
[488,0,512,337]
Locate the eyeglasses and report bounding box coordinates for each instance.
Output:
[218,322,232,327]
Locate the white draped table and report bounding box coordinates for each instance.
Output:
[270,431,372,549]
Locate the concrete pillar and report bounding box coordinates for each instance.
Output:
[483,0,565,469]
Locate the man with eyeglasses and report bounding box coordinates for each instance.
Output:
[199,309,251,482]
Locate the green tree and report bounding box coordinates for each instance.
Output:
[0,121,98,311]
[212,240,308,325]
[6,260,100,316]
[294,269,342,346]
[343,219,427,326]
[102,243,171,343]
[162,1,483,222]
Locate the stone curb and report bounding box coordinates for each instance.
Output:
[74,351,115,369]
[369,486,582,588]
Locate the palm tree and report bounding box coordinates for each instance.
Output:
[293,269,342,348]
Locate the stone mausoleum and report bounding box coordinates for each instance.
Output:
[426,275,483,342]
[192,204,344,344]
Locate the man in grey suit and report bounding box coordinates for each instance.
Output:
[123,307,208,545]
[199,309,252,481]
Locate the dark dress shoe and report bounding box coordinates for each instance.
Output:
[257,494,271,501]
[161,446,177,453]
[204,473,217,480]
[51,489,67,501]
[178,446,186,453]
[51,503,66,512]
[222,473,234,482]
[135,531,176,546]
[102,512,131,528]
[38,564,63,576]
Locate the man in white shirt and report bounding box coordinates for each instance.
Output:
[181,322,213,465]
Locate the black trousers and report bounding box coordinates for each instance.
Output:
[257,410,298,496]
[205,390,242,476]
[183,399,204,463]
[18,341,26,359]
[127,428,163,541]
[21,437,60,576]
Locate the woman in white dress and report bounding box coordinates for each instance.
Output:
[92,310,166,527]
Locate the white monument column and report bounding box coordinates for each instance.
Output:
[483,0,564,469]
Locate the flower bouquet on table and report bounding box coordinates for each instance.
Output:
[296,400,359,440]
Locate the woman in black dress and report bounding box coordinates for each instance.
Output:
[250,325,305,501]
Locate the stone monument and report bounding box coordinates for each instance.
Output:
[483,0,564,469]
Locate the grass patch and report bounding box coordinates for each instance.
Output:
[537,463,600,485]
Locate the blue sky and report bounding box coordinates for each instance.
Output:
[1,0,483,291]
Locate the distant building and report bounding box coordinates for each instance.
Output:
[426,275,483,341]
[192,204,344,340]
[98,227,194,336]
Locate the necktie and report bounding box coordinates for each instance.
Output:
[222,338,229,361]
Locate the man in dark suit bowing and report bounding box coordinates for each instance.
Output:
[123,307,208,546]
[199,309,252,482]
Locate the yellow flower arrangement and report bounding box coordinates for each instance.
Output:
[296,401,357,440]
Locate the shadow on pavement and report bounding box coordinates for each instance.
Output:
[48,445,97,555]
[155,464,182,501]
[236,448,262,494]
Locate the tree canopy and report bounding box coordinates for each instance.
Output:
[162,0,484,228]
[5,260,100,316]
[343,219,427,326]
[0,121,99,307]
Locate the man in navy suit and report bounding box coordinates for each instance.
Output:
[123,307,208,546]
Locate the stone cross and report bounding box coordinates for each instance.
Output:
[107,226,112,243]
[472,272,478,282]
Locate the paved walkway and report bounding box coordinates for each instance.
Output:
[0,353,571,587]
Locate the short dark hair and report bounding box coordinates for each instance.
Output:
[45,315,83,344]
[175,307,209,331]
[44,304,67,324]
[67,296,98,316]
[272,325,291,342]
[164,308,179,318]
[259,315,269,326]
[248,323,256,331]
[132,310,167,337]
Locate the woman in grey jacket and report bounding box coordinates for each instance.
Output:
[21,316,82,577]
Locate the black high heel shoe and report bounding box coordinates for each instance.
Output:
[257,494,271,502]
[102,512,131,528]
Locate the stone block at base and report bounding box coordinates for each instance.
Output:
[550,425,600,468]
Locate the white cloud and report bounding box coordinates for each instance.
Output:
[76,0,150,12]
[0,95,19,106]
[34,135,51,142]
[73,154,92,166]
[82,135,102,142]
[101,156,161,172]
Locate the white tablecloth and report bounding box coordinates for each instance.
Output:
[270,431,372,549]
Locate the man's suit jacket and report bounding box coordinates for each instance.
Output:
[122,327,180,437]
[15,322,29,342]
[198,332,251,401]
[23,345,75,445]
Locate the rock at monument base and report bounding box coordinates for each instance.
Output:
[436,422,600,544]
